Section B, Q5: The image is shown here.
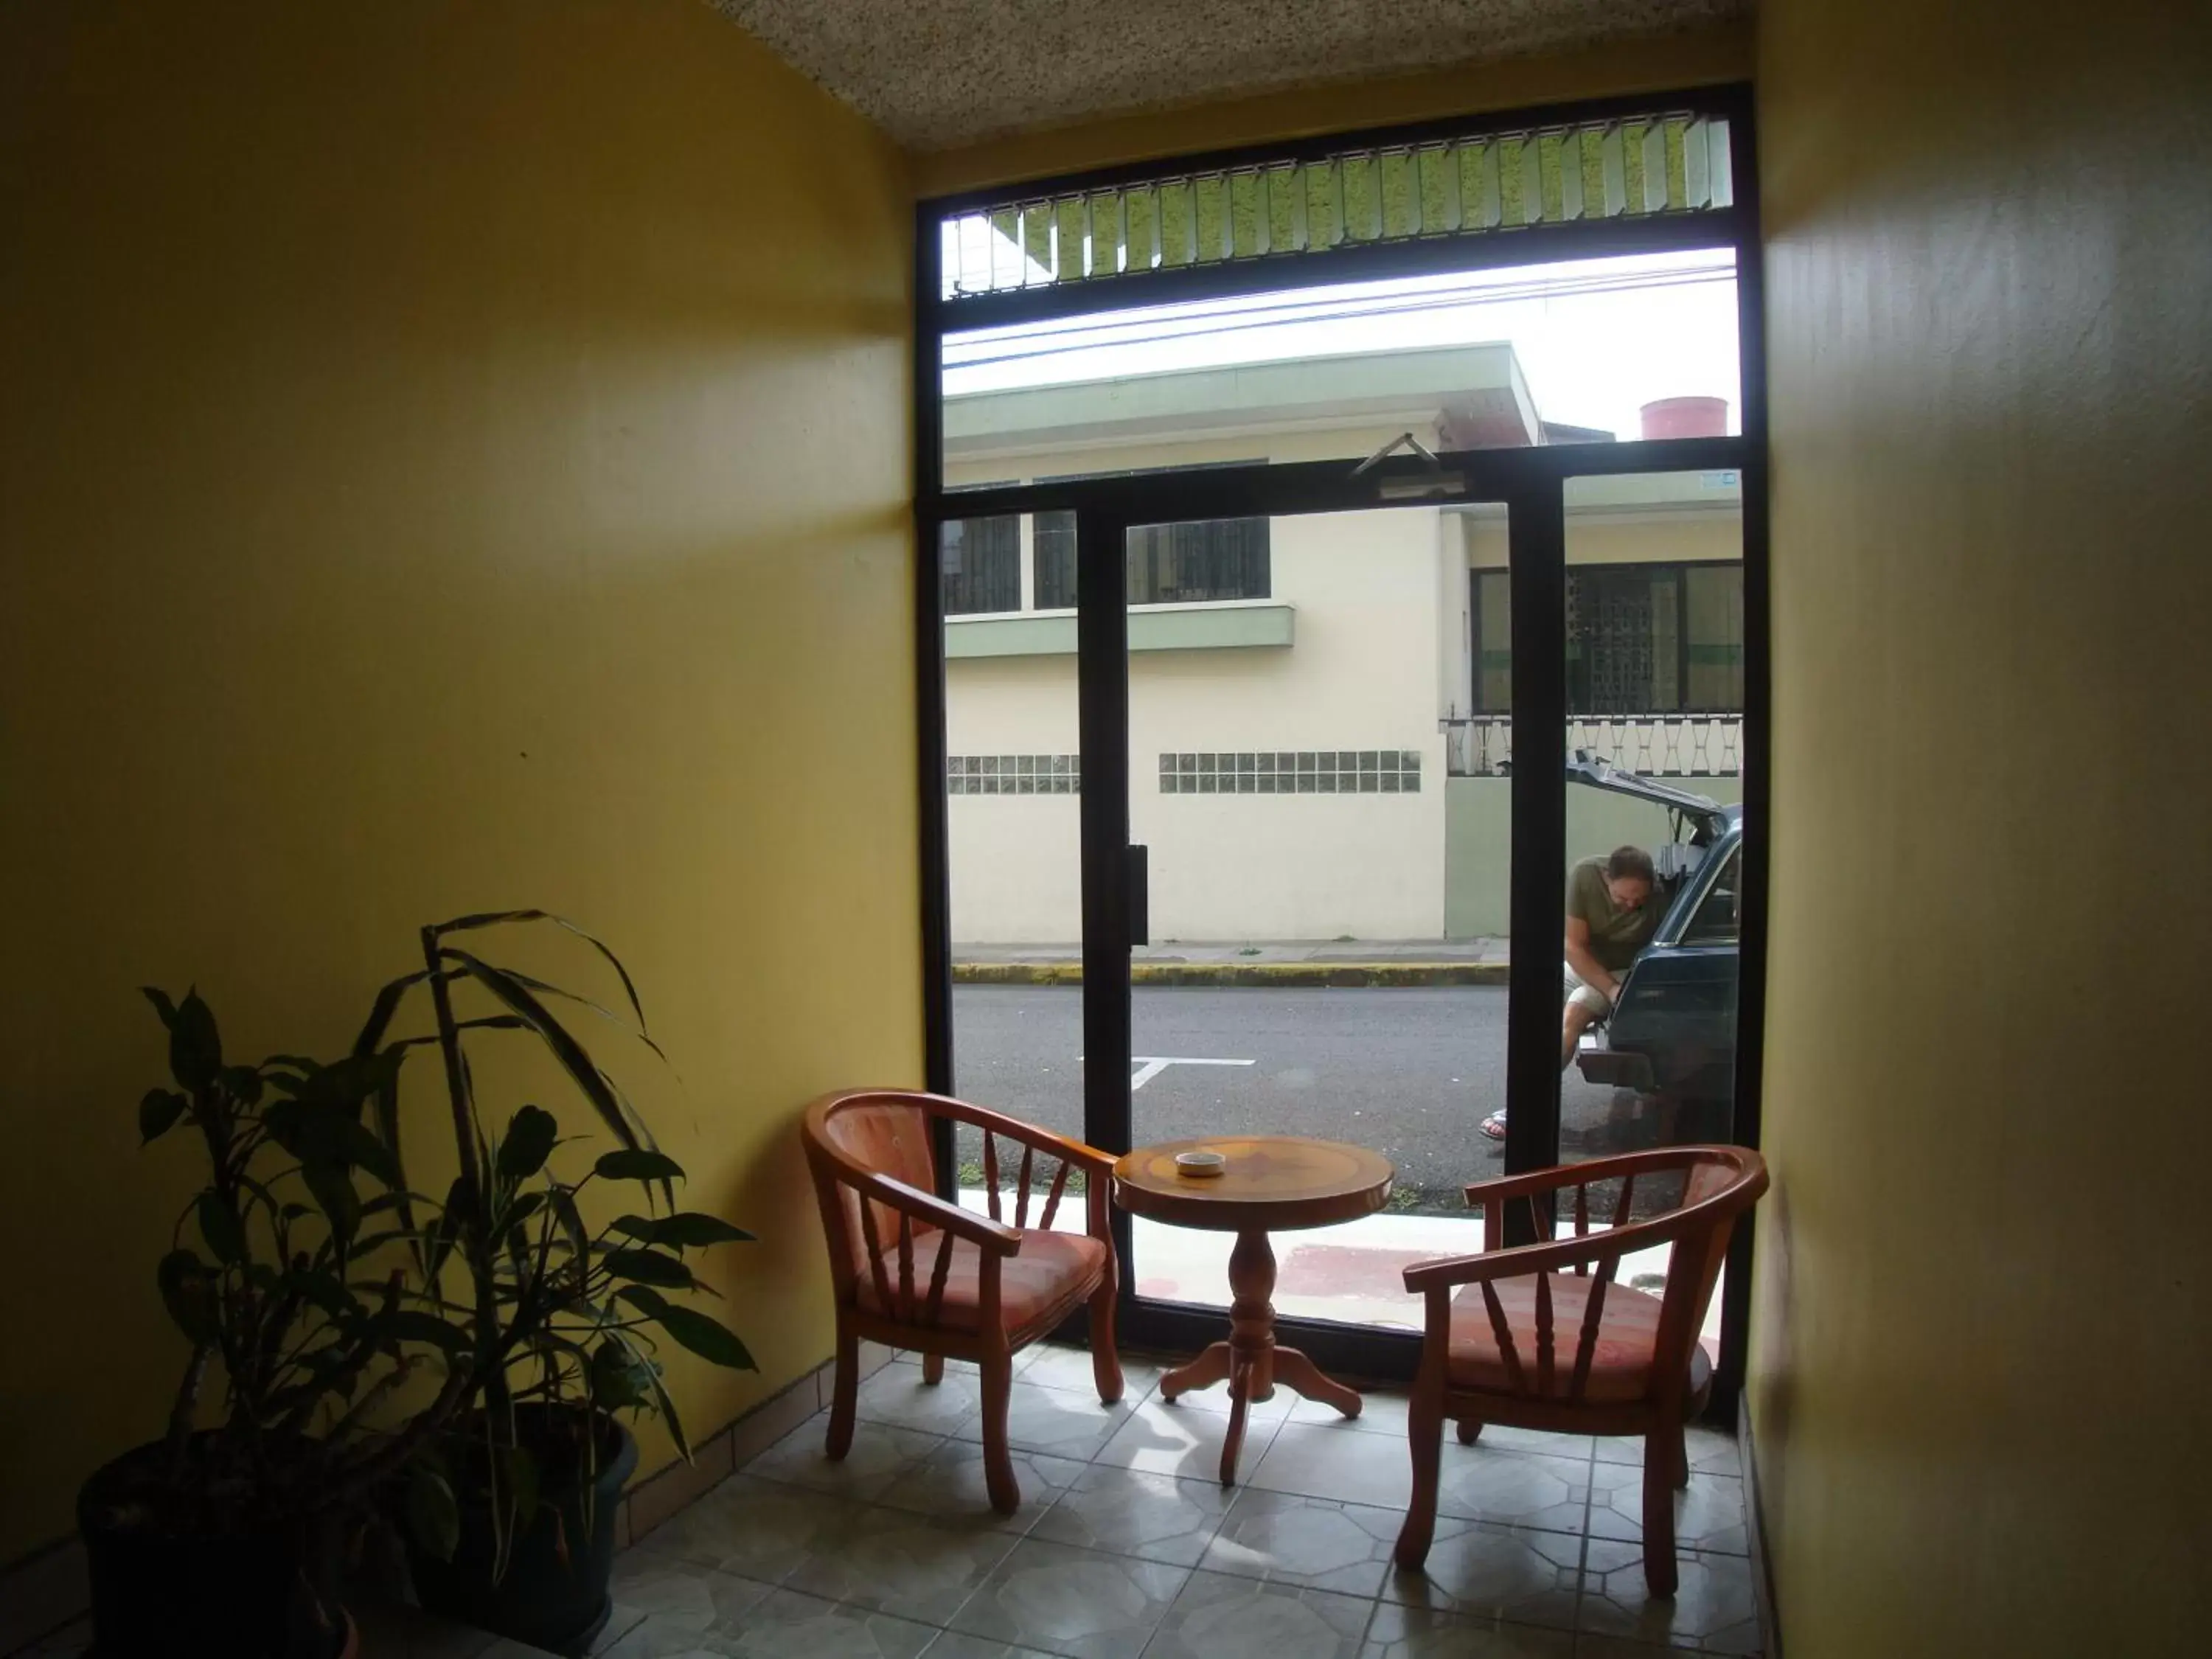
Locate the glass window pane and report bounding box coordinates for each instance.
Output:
[1034,510,1077,609]
[940,515,1020,615]
[942,250,1741,483]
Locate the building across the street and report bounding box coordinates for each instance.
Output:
[942,342,1745,945]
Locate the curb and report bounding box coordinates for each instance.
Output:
[953,961,1510,988]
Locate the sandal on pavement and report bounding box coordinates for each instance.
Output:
[1479,1110,1508,1141]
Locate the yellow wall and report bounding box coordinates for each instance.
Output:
[1753,1,2211,1652]
[0,0,915,1561]
[914,27,1752,197]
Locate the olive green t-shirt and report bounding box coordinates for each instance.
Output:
[1567,855,1660,972]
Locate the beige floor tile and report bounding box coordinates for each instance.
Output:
[1571,1638,1689,1658]
[783,1503,1022,1627]
[744,1417,945,1503]
[1016,1343,1161,1399]
[858,1363,988,1435]
[1093,1395,1284,1484]
[639,1472,863,1584]
[1381,1519,1582,1630]
[1145,1571,1375,1659]
[1576,1542,1760,1655]
[1200,1489,1403,1598]
[1360,1604,1577,1659]
[1592,1427,1741,1478]
[601,1554,775,1655]
[919,1632,1062,1659]
[946,1537,1189,1658]
[877,1437,1089,1530]
[1030,1465,1237,1565]
[1245,1420,1422,1511]
[1285,1387,1410,1436]
[1159,1369,1300,1424]
[950,1377,1137,1461]
[1464,1424,1598,1462]
[1433,1446,1594,1532]
[1584,1467,1749,1555]
[614,1585,936,1659]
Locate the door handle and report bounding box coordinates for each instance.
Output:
[1127,844,1150,947]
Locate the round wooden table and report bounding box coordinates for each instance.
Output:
[1113,1135,1394,1485]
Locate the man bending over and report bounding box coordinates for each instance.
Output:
[1480,845,1660,1141]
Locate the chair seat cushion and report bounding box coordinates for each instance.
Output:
[1447,1273,1710,1402]
[855,1228,1108,1338]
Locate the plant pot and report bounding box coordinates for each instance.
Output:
[77,1439,351,1659]
[408,1408,639,1658]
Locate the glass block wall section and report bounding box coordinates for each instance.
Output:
[1158,751,1424,794]
[941,113,1732,300]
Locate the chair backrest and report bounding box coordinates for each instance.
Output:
[801,1091,939,1295]
[1468,1145,1766,1405]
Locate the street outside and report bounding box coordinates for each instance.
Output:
[950,984,1726,1212]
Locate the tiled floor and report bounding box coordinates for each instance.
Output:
[602,1343,1762,1659]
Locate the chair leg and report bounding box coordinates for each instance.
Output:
[1641,1430,1680,1597]
[1394,1391,1444,1571]
[1088,1279,1124,1405]
[1455,1418,1482,1445]
[922,1352,945,1385]
[825,1329,858,1460]
[1667,1421,1690,1490]
[980,1349,1020,1514]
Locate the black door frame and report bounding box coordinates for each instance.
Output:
[913,82,1769,1408]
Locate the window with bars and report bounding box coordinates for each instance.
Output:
[1032,512,1271,608]
[940,517,1021,615]
[1472,563,1745,714]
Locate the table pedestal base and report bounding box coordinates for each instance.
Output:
[1158,1227,1363,1484]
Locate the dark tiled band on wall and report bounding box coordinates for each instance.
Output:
[1160,749,1424,794]
[948,754,1082,795]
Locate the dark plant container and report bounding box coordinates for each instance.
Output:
[77,1439,352,1659]
[408,1409,639,1658]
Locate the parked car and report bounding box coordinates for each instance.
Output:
[1565,751,1744,1119]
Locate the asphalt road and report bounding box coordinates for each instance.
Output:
[950,985,1719,1207]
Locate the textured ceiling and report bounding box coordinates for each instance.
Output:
[711,0,1748,151]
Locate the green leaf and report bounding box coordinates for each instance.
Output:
[551,1187,590,1264]
[218,1065,263,1106]
[169,991,223,1091]
[602,1248,694,1289]
[428,911,652,1033]
[139,1089,187,1144]
[651,1304,756,1371]
[442,949,655,1165]
[351,971,428,1059]
[157,1249,215,1343]
[594,1150,684,1185]
[406,1464,461,1563]
[497,1444,541,1529]
[302,1161,361,1250]
[141,986,179,1029]
[617,1286,754,1371]
[588,1338,652,1411]
[497,1106,558,1186]
[196,1192,246,1264]
[281,1265,360,1320]
[381,1310,470,1353]
[630,1212,756,1249]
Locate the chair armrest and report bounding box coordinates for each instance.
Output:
[1460,1147,1705,1210]
[918,1094,1119,1176]
[1402,1201,1707,1293]
[853,1169,1023,1256]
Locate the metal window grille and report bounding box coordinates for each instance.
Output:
[940,517,1021,615]
[941,112,1733,302]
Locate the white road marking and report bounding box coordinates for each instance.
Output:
[1129,1055,1256,1091]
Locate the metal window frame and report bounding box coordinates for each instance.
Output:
[911,81,1769,1409]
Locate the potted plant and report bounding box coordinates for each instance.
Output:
[77,990,465,1659]
[367,913,757,1655]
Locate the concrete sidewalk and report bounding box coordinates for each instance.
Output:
[953,937,1509,987]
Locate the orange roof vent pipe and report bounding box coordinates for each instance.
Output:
[1639,396,1730,440]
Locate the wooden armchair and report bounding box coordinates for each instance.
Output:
[800,1088,1122,1512]
[1395,1146,1767,1596]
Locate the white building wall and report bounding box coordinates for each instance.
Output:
[945,506,1451,944]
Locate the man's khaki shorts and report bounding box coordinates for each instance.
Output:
[1565,964,1613,1017]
